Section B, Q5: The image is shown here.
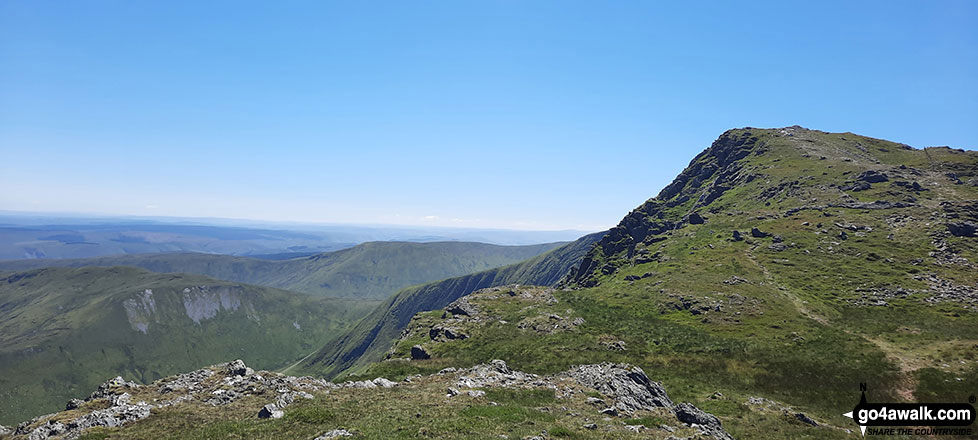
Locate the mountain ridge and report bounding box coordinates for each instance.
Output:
[0,241,564,301]
[4,126,977,439]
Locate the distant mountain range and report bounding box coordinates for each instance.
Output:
[0,241,565,300]
[0,215,590,259]
[4,127,977,439]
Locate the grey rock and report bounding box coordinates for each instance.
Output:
[948,222,978,237]
[429,325,468,341]
[856,170,888,183]
[565,363,673,413]
[674,402,720,426]
[225,359,254,377]
[795,412,818,426]
[583,423,597,430]
[444,297,478,317]
[455,360,542,389]
[731,230,743,241]
[687,213,705,224]
[410,345,430,360]
[89,376,136,400]
[673,402,733,440]
[0,424,10,436]
[65,398,85,411]
[750,227,770,238]
[371,378,397,388]
[26,420,65,440]
[258,404,283,419]
[315,429,354,439]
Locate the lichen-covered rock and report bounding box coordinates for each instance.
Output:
[444,297,479,317]
[455,360,545,389]
[564,363,673,413]
[224,359,254,377]
[315,429,354,439]
[673,402,733,440]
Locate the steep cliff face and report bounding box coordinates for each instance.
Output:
[301,231,605,379]
[568,130,765,287]
[0,267,369,425]
[569,126,978,288]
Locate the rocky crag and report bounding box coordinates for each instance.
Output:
[5,358,737,440]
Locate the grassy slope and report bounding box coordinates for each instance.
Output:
[0,241,564,301]
[356,127,978,438]
[299,231,606,379]
[0,267,373,425]
[7,127,977,439]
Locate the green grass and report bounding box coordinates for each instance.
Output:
[0,266,373,425]
[347,127,978,438]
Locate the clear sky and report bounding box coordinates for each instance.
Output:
[2,1,976,231]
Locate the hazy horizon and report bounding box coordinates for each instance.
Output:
[2,1,975,231]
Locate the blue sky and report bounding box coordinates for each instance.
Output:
[1,1,975,231]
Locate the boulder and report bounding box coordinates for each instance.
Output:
[673,402,733,440]
[948,222,978,237]
[565,363,673,412]
[795,412,818,426]
[65,398,85,410]
[315,429,354,439]
[258,404,283,419]
[372,378,397,388]
[673,402,721,426]
[687,213,705,224]
[750,227,770,238]
[856,170,889,183]
[410,345,430,360]
[444,297,478,317]
[225,359,254,377]
[731,230,743,241]
[429,325,468,341]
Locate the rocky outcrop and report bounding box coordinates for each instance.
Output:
[10,360,369,440]
[454,360,548,389]
[564,363,673,412]
[443,297,479,317]
[410,345,430,360]
[674,402,734,440]
[314,429,353,439]
[948,222,978,237]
